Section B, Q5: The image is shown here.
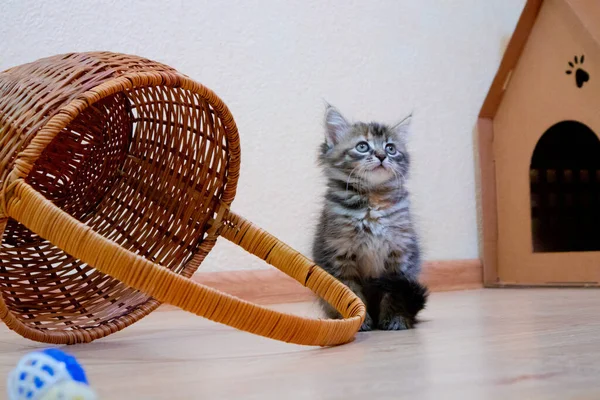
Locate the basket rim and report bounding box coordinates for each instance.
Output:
[3,70,241,209]
[0,70,241,343]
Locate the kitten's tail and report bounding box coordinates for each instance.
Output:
[364,274,429,326]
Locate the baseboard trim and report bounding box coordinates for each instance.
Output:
[185,259,482,305]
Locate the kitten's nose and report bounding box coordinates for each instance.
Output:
[375,153,386,162]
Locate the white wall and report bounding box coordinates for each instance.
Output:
[1,0,525,271]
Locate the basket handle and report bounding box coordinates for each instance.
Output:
[4,180,365,346]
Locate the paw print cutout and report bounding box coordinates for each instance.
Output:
[566,55,589,88]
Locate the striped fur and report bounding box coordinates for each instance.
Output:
[313,105,427,331]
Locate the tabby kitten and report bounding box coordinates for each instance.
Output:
[313,105,428,331]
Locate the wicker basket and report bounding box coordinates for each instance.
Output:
[0,52,364,346]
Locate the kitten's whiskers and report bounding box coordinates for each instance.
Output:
[346,165,362,194]
[390,167,402,191]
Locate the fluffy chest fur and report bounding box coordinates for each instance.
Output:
[320,196,416,279]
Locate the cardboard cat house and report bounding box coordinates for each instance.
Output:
[478,0,600,287]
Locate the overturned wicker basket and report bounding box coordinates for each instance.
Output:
[0,52,364,346]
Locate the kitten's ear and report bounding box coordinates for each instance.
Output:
[392,114,412,136]
[324,105,349,147]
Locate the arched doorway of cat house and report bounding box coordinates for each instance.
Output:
[530,120,600,253]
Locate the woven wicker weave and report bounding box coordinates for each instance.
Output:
[0,52,365,346]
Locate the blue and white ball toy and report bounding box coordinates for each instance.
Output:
[7,348,97,400]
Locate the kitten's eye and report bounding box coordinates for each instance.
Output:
[385,143,397,155]
[355,142,370,153]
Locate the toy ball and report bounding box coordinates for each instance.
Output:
[39,380,97,400]
[7,349,97,400]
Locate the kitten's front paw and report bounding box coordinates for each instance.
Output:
[359,313,374,332]
[378,316,410,331]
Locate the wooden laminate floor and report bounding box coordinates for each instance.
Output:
[1,289,600,399]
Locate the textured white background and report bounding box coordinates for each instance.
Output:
[1,1,524,271]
